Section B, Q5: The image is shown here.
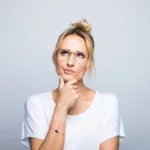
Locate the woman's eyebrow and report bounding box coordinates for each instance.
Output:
[60,48,70,51]
[60,48,86,54]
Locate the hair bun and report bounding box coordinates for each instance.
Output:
[71,19,92,34]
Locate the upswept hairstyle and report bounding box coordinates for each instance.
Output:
[52,19,95,76]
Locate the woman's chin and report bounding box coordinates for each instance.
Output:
[62,74,74,81]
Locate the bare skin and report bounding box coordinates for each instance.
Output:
[52,84,96,116]
[54,35,96,115]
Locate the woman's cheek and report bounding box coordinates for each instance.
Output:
[55,60,65,75]
[77,64,87,74]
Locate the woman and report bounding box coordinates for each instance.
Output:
[21,19,126,150]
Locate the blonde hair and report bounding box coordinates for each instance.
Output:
[52,19,95,76]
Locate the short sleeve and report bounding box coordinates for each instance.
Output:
[21,95,48,147]
[100,94,126,144]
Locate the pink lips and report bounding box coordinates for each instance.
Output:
[64,69,75,73]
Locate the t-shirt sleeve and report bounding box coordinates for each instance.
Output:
[21,95,48,147]
[100,94,126,144]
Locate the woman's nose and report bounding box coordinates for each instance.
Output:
[67,54,75,66]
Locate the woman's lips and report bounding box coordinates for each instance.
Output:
[63,69,75,74]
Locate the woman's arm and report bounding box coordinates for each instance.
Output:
[29,104,68,150]
[27,77,79,150]
[99,136,119,150]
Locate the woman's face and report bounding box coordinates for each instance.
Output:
[55,34,88,82]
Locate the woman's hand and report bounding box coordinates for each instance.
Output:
[56,76,80,111]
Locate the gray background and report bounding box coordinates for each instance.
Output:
[1,0,150,149]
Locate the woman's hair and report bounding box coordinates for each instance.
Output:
[52,18,95,76]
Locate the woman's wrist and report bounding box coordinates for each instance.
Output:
[56,102,68,113]
[50,104,68,134]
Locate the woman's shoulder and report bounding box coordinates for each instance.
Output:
[25,91,52,107]
[96,91,119,108]
[24,91,54,119]
[93,91,120,118]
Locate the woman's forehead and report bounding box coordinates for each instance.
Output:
[60,35,87,53]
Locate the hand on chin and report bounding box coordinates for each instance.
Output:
[62,74,74,82]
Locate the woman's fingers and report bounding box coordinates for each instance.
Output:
[58,76,64,90]
[72,88,80,94]
[72,85,78,90]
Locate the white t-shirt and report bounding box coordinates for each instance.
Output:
[21,90,126,149]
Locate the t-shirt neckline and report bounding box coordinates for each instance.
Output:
[50,90,98,118]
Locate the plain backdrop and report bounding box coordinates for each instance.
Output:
[0,0,150,149]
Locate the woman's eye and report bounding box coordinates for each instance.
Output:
[77,52,85,58]
[61,50,68,55]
